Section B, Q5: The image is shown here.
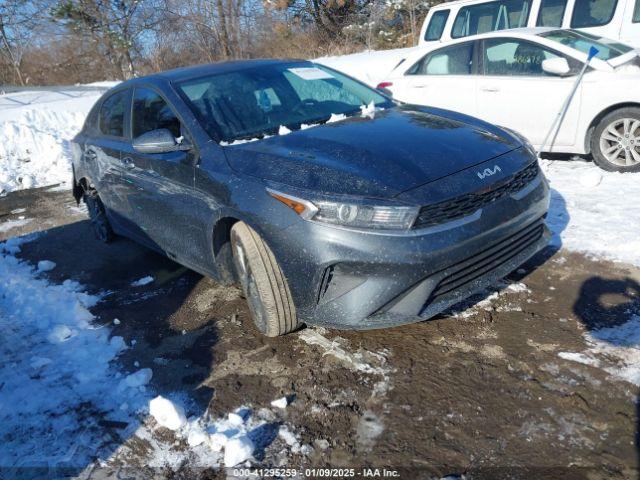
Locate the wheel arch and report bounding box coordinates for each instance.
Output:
[584,102,640,154]
[212,216,241,284]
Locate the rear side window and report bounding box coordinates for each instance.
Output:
[408,42,475,75]
[425,10,450,40]
[633,0,640,22]
[132,88,181,139]
[99,90,128,137]
[452,0,532,38]
[536,0,568,27]
[570,0,618,27]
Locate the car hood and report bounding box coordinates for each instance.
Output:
[222,105,521,199]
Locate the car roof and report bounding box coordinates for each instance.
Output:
[118,58,308,87]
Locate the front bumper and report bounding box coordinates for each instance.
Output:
[266,167,551,330]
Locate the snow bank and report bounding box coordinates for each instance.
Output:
[0,88,106,194]
[0,238,148,468]
[315,46,418,87]
[542,159,640,266]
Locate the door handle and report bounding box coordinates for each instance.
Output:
[85,149,97,161]
[480,86,500,92]
[122,157,135,169]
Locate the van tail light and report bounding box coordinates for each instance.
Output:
[376,82,393,90]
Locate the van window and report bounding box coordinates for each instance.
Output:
[570,0,618,28]
[425,10,450,40]
[408,42,475,75]
[633,0,640,22]
[536,0,568,27]
[451,0,532,38]
[99,90,128,138]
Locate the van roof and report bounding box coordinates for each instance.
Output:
[430,0,527,9]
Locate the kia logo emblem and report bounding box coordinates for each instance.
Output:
[477,165,502,180]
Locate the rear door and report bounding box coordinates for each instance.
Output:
[83,88,137,235]
[391,41,480,116]
[476,37,583,148]
[119,86,207,266]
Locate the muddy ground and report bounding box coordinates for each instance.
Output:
[1,186,639,479]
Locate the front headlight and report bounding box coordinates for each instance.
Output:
[268,189,419,230]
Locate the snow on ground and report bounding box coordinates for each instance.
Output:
[0,235,305,472]
[0,86,115,195]
[559,314,640,386]
[541,158,640,267]
[315,46,418,87]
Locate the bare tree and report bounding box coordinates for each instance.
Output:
[0,0,37,85]
[51,0,161,79]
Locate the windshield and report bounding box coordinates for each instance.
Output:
[175,62,393,142]
[539,29,634,61]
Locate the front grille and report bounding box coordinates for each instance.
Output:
[413,161,539,229]
[428,219,544,302]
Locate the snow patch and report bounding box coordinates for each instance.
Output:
[149,395,187,430]
[270,396,289,409]
[224,435,255,466]
[542,159,640,266]
[37,259,56,272]
[131,275,154,287]
[0,217,32,232]
[559,314,640,386]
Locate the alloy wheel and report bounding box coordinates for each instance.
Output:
[599,118,640,167]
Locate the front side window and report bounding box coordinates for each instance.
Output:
[132,88,181,139]
[633,0,640,22]
[176,62,392,142]
[408,42,475,75]
[540,29,633,60]
[99,90,128,137]
[452,0,532,38]
[483,38,565,75]
[425,10,450,40]
[570,0,618,27]
[536,0,568,27]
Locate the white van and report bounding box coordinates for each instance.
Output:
[419,0,640,47]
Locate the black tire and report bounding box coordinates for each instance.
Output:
[83,191,115,243]
[591,107,640,173]
[230,222,298,337]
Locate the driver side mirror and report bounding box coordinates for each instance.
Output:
[542,57,571,76]
[132,128,192,154]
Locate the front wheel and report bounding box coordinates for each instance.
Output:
[591,108,640,172]
[230,222,298,337]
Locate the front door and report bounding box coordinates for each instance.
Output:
[120,86,208,267]
[476,37,582,149]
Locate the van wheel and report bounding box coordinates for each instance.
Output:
[591,108,640,172]
[230,222,298,337]
[83,191,114,243]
